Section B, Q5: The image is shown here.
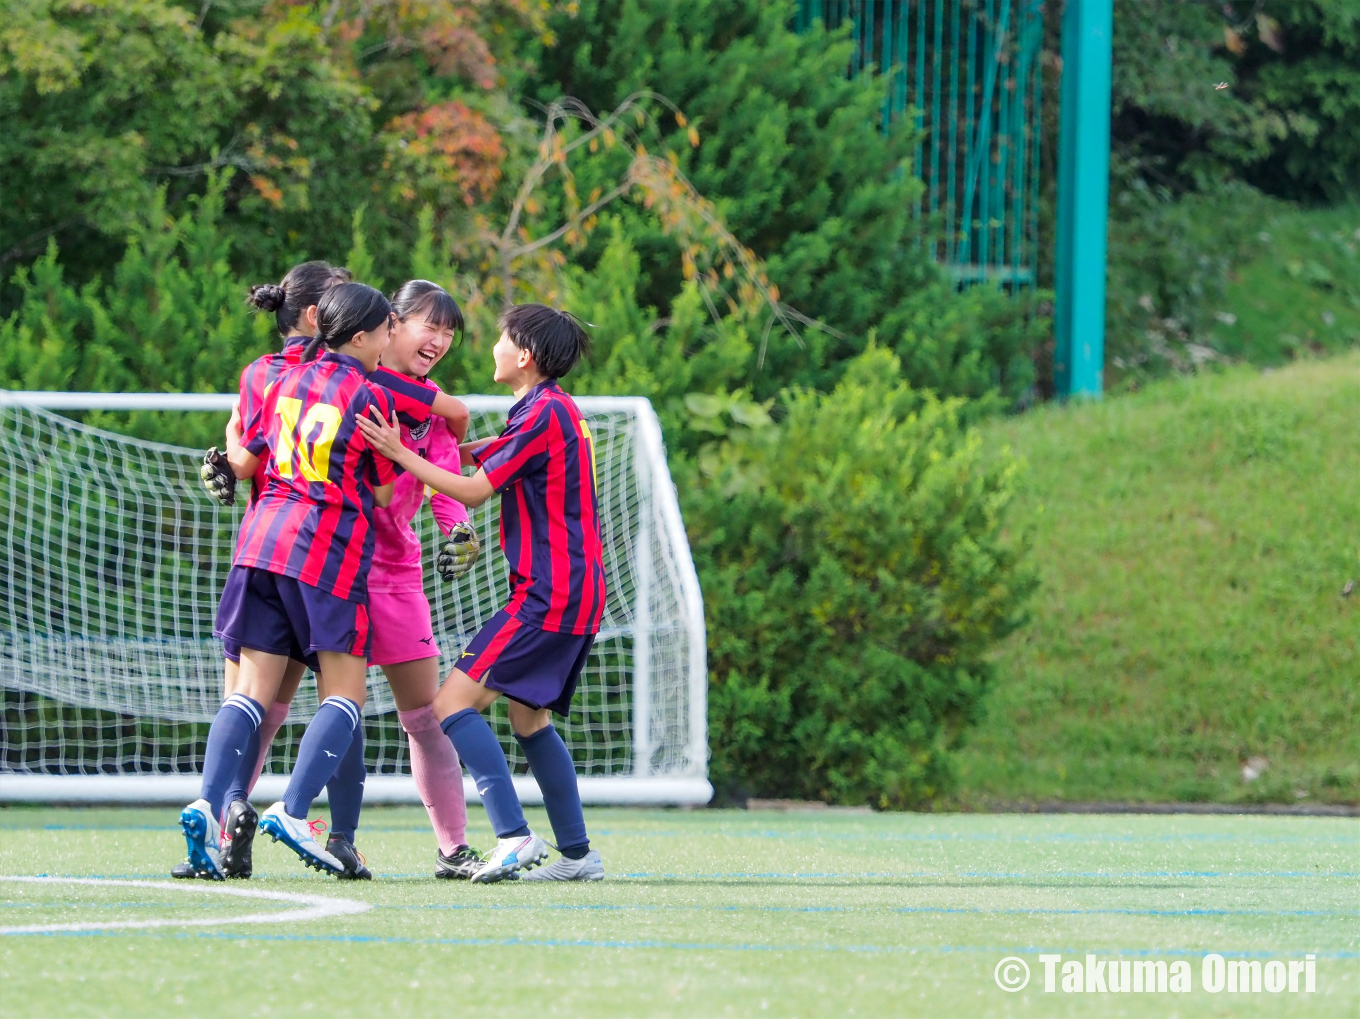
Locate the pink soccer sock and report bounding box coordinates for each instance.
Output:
[399,705,468,854]
[246,701,291,796]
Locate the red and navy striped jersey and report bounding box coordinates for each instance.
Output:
[473,379,606,634]
[236,351,401,602]
[237,336,311,502]
[369,365,439,428]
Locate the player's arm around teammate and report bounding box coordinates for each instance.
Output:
[360,304,606,883]
[181,283,398,880]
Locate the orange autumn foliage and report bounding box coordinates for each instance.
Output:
[386,101,504,206]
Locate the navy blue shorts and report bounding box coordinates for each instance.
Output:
[456,609,594,717]
[215,566,369,664]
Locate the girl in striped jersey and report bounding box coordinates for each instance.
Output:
[179,283,401,879]
[177,260,351,880]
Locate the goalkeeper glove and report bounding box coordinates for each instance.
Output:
[200,447,236,506]
[437,521,482,581]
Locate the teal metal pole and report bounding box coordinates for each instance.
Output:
[1054,0,1113,397]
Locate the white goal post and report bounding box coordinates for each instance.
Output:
[0,391,710,806]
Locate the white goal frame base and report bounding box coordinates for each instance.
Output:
[0,774,713,807]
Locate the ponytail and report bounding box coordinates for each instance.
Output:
[246,261,352,336]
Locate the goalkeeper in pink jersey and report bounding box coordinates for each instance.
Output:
[362,280,487,878]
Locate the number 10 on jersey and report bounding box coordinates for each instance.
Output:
[275,397,341,483]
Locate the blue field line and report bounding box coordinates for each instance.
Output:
[379,901,1360,920]
[13,823,1359,847]
[8,928,1358,960]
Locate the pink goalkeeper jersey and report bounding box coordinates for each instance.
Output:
[369,377,469,594]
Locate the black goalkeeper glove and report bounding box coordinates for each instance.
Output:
[437,521,482,581]
[200,447,236,506]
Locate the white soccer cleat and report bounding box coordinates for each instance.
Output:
[178,798,225,880]
[469,831,549,884]
[521,849,604,882]
[258,802,344,876]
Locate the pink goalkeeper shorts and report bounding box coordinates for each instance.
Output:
[367,588,440,666]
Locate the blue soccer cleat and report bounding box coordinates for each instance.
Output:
[469,831,549,884]
[178,798,225,881]
[259,802,345,876]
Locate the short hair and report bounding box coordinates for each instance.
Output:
[499,304,590,379]
[247,261,352,337]
[391,279,464,338]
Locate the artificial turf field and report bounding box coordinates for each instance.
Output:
[0,806,1355,1018]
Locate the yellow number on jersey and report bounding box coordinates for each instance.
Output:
[579,419,598,490]
[274,397,342,483]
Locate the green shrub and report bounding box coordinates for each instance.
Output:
[684,347,1034,808]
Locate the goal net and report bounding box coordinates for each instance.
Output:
[0,391,708,805]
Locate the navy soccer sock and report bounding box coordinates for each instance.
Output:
[221,723,262,815]
[326,722,366,842]
[282,697,360,821]
[201,694,263,821]
[516,725,589,859]
[440,708,528,839]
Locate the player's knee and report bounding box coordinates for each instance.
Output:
[433,668,495,720]
[507,701,551,738]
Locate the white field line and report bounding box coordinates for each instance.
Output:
[0,875,370,934]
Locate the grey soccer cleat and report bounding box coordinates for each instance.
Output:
[521,849,604,882]
[435,844,486,880]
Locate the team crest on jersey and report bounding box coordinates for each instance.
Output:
[408,418,432,440]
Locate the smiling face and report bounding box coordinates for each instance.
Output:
[384,312,454,378]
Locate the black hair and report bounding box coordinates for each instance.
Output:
[302,282,392,361]
[246,260,352,337]
[391,279,464,338]
[499,303,590,379]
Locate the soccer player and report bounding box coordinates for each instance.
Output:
[358,303,606,883]
[362,279,487,879]
[179,282,399,879]
[179,260,351,880]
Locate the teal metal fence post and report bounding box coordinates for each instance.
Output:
[1054,0,1113,397]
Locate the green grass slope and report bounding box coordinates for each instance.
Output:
[1215,205,1360,365]
[953,354,1360,806]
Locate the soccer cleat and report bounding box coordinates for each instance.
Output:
[258,802,344,876]
[178,798,225,881]
[434,844,486,880]
[469,831,549,884]
[170,859,212,880]
[221,799,258,879]
[325,834,372,880]
[521,849,605,882]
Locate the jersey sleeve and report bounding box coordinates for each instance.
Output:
[354,384,402,486]
[242,373,273,458]
[240,362,271,457]
[473,404,553,492]
[425,418,470,534]
[369,366,437,428]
